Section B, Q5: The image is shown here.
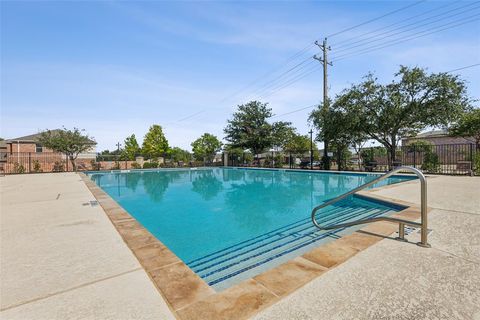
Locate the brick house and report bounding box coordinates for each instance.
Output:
[401,129,475,146]
[4,130,96,158]
[1,130,97,173]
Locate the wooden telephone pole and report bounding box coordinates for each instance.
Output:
[314,38,332,170]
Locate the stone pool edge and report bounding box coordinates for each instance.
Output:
[78,172,426,320]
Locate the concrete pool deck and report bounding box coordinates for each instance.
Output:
[0,173,175,320]
[1,172,479,319]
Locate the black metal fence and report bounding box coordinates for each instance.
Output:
[1,143,478,175]
[0,152,223,174]
[225,143,479,176]
[359,143,479,175]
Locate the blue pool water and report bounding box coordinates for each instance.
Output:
[88,167,414,289]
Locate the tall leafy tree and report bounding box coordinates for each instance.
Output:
[271,121,295,150]
[225,101,296,159]
[191,133,222,163]
[450,108,480,147]
[38,127,96,171]
[122,134,141,160]
[283,133,310,154]
[142,125,169,159]
[334,66,471,165]
[310,106,360,170]
[170,147,191,163]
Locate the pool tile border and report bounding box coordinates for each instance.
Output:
[79,172,426,320]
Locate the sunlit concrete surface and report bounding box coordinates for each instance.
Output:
[2,173,479,320]
[0,173,175,320]
[253,175,480,320]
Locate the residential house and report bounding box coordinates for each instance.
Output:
[4,130,97,158]
[401,129,475,146]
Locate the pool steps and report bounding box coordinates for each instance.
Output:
[186,196,401,287]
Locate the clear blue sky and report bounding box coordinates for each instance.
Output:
[1,0,479,151]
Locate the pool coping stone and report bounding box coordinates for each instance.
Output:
[78,171,426,320]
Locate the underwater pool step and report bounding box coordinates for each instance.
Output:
[200,209,389,285]
[188,205,360,269]
[186,202,395,287]
[191,206,373,274]
[186,197,379,268]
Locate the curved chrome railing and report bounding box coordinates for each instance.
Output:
[311,166,430,247]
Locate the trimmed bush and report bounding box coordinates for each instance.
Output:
[52,161,65,172]
[474,153,480,175]
[143,161,159,169]
[131,162,141,169]
[90,159,100,171]
[13,162,26,174]
[422,151,440,173]
[32,160,43,173]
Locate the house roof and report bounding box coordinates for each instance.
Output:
[6,129,96,144]
[403,129,448,140]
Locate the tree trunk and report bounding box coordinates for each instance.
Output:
[389,143,397,170]
[323,140,330,170]
[336,147,342,171]
[69,155,77,172]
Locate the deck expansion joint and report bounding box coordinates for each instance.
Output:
[0,267,142,312]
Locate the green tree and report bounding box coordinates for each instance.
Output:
[224,101,274,158]
[449,108,480,147]
[310,101,365,170]
[271,121,295,151]
[191,133,222,163]
[283,133,310,154]
[224,144,245,157]
[335,66,471,166]
[122,134,141,160]
[170,147,191,163]
[142,125,169,159]
[38,127,95,171]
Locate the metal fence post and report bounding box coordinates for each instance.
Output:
[28,152,31,173]
[413,145,416,168]
[470,143,474,175]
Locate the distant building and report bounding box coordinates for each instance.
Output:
[4,130,97,158]
[401,129,475,146]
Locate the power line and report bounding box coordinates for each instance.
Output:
[333,2,479,54]
[176,110,206,122]
[257,66,320,101]
[254,1,433,101]
[252,60,317,99]
[171,44,315,124]
[170,1,477,125]
[248,56,314,97]
[445,63,480,73]
[254,2,435,104]
[326,0,426,38]
[331,1,460,48]
[331,15,480,62]
[266,64,480,121]
[269,104,318,119]
[214,43,315,104]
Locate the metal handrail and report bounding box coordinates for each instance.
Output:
[311,166,430,247]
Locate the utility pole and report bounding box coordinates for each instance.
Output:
[314,38,332,170]
[309,129,313,170]
[116,142,121,153]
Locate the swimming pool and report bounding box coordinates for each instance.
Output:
[88,167,414,290]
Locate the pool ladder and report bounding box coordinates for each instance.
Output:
[311,166,430,248]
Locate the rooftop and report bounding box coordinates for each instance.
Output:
[6,129,96,144]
